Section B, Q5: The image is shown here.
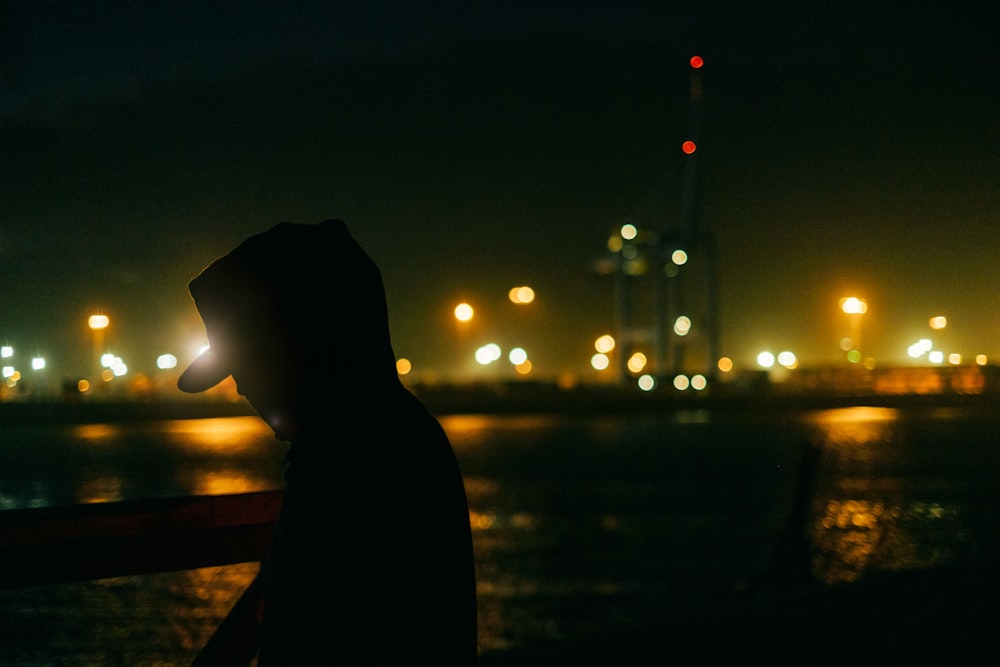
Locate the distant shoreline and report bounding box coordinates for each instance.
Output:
[2,383,1000,424]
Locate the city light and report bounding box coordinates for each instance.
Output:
[591,353,610,371]
[508,286,536,304]
[840,297,868,314]
[157,354,178,370]
[620,223,638,240]
[627,352,647,374]
[88,314,110,330]
[1,346,12,359]
[929,315,947,330]
[31,357,46,371]
[637,374,655,391]
[671,249,688,266]
[673,374,690,390]
[757,351,775,368]
[454,303,474,322]
[475,343,502,365]
[673,315,692,336]
[689,55,704,69]
[594,335,615,354]
[396,358,412,375]
[717,357,734,373]
[681,140,697,155]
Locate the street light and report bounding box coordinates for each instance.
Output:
[839,297,867,361]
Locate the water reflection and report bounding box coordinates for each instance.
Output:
[163,417,278,454]
[804,407,966,584]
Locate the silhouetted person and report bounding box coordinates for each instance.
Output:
[177,220,478,665]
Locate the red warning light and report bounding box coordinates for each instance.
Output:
[689,55,704,69]
[681,140,697,155]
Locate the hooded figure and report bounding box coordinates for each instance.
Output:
[178,220,478,665]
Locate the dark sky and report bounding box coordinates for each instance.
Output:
[2,1,998,385]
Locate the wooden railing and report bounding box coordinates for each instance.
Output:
[0,491,282,665]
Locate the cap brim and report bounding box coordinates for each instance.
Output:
[177,349,231,393]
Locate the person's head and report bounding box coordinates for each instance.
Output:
[177,220,398,439]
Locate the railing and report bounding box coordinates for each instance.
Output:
[0,490,282,665]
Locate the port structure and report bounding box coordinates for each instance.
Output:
[600,55,719,387]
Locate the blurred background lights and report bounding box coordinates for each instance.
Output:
[454,303,474,322]
[1,346,12,358]
[929,315,947,330]
[395,358,412,375]
[777,351,798,369]
[673,374,690,390]
[637,374,655,391]
[157,354,178,370]
[508,286,536,304]
[673,315,692,336]
[756,351,775,368]
[691,374,708,390]
[948,353,962,365]
[681,140,697,154]
[594,334,615,354]
[2,366,14,379]
[627,352,647,374]
[31,357,45,371]
[591,353,610,371]
[840,296,868,314]
[928,350,944,364]
[690,55,704,69]
[977,355,988,365]
[88,314,110,330]
[671,249,688,266]
[717,357,733,373]
[475,343,502,365]
[620,223,638,240]
[508,347,528,365]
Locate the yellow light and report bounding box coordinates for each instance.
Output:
[673,375,690,390]
[948,353,962,365]
[396,358,412,375]
[673,315,691,336]
[976,354,988,365]
[627,352,647,373]
[78,379,91,392]
[515,360,533,375]
[594,334,615,354]
[509,286,535,304]
[717,357,733,373]
[840,297,867,315]
[454,303,474,322]
[88,314,110,330]
[620,223,638,240]
[929,316,947,330]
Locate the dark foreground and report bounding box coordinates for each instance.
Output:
[480,564,1000,665]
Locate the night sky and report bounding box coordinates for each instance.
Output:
[2,1,998,386]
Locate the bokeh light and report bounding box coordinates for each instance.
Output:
[454,303,474,322]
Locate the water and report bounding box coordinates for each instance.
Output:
[1,406,999,664]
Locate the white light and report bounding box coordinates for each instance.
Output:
[2,366,14,378]
[508,347,528,365]
[777,351,798,369]
[157,354,178,370]
[620,223,638,240]
[757,351,775,368]
[671,249,688,266]
[673,315,692,336]
[475,343,502,365]
[691,374,707,391]
[637,374,655,391]
[928,350,944,364]
[594,335,615,353]
[0,346,12,359]
[673,374,690,390]
[591,353,610,370]
[31,357,45,371]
